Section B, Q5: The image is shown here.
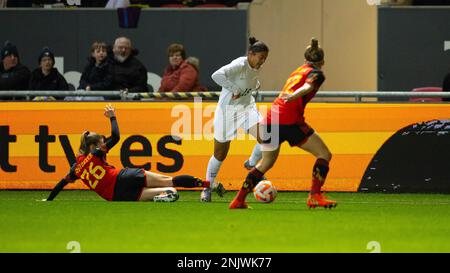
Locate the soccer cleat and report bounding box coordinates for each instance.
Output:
[229,197,249,209]
[200,187,212,202]
[200,182,227,202]
[213,182,227,197]
[307,193,337,209]
[153,190,179,202]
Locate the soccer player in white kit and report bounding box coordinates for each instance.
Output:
[200,37,269,202]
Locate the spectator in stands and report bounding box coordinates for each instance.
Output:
[0,41,31,100]
[29,47,69,100]
[159,43,206,92]
[443,70,450,102]
[111,37,149,93]
[79,42,114,91]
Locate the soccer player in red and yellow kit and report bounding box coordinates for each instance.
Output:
[45,104,211,202]
[230,38,337,209]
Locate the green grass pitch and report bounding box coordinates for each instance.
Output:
[0,190,449,253]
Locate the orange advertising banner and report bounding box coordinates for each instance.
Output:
[0,102,448,192]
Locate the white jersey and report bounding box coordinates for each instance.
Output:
[211,56,262,142]
[211,56,261,108]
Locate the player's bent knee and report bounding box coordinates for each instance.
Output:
[215,154,226,161]
[318,151,332,162]
[214,151,228,161]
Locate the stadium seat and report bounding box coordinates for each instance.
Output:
[409,87,443,102]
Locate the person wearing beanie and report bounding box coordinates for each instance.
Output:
[38,47,56,66]
[0,41,31,100]
[29,47,69,100]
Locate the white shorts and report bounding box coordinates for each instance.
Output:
[214,104,262,142]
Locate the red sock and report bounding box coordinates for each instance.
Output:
[311,179,322,194]
[310,159,329,194]
[237,168,264,202]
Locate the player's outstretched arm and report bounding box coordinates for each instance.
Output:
[44,164,77,201]
[103,104,120,151]
[45,178,69,201]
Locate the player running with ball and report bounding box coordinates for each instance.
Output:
[229,38,337,209]
[44,104,212,202]
[200,37,269,202]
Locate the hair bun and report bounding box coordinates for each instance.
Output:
[249,37,258,46]
[304,38,324,63]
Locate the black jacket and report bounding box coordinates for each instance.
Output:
[0,63,31,90]
[79,58,114,90]
[29,68,69,91]
[111,49,149,93]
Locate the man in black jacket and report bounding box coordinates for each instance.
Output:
[0,41,31,100]
[111,37,149,94]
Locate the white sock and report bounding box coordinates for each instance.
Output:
[248,144,262,167]
[206,156,223,189]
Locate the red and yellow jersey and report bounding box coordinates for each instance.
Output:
[266,63,325,125]
[73,153,120,201]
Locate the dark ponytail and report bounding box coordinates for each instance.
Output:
[248,36,269,53]
[304,38,324,63]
